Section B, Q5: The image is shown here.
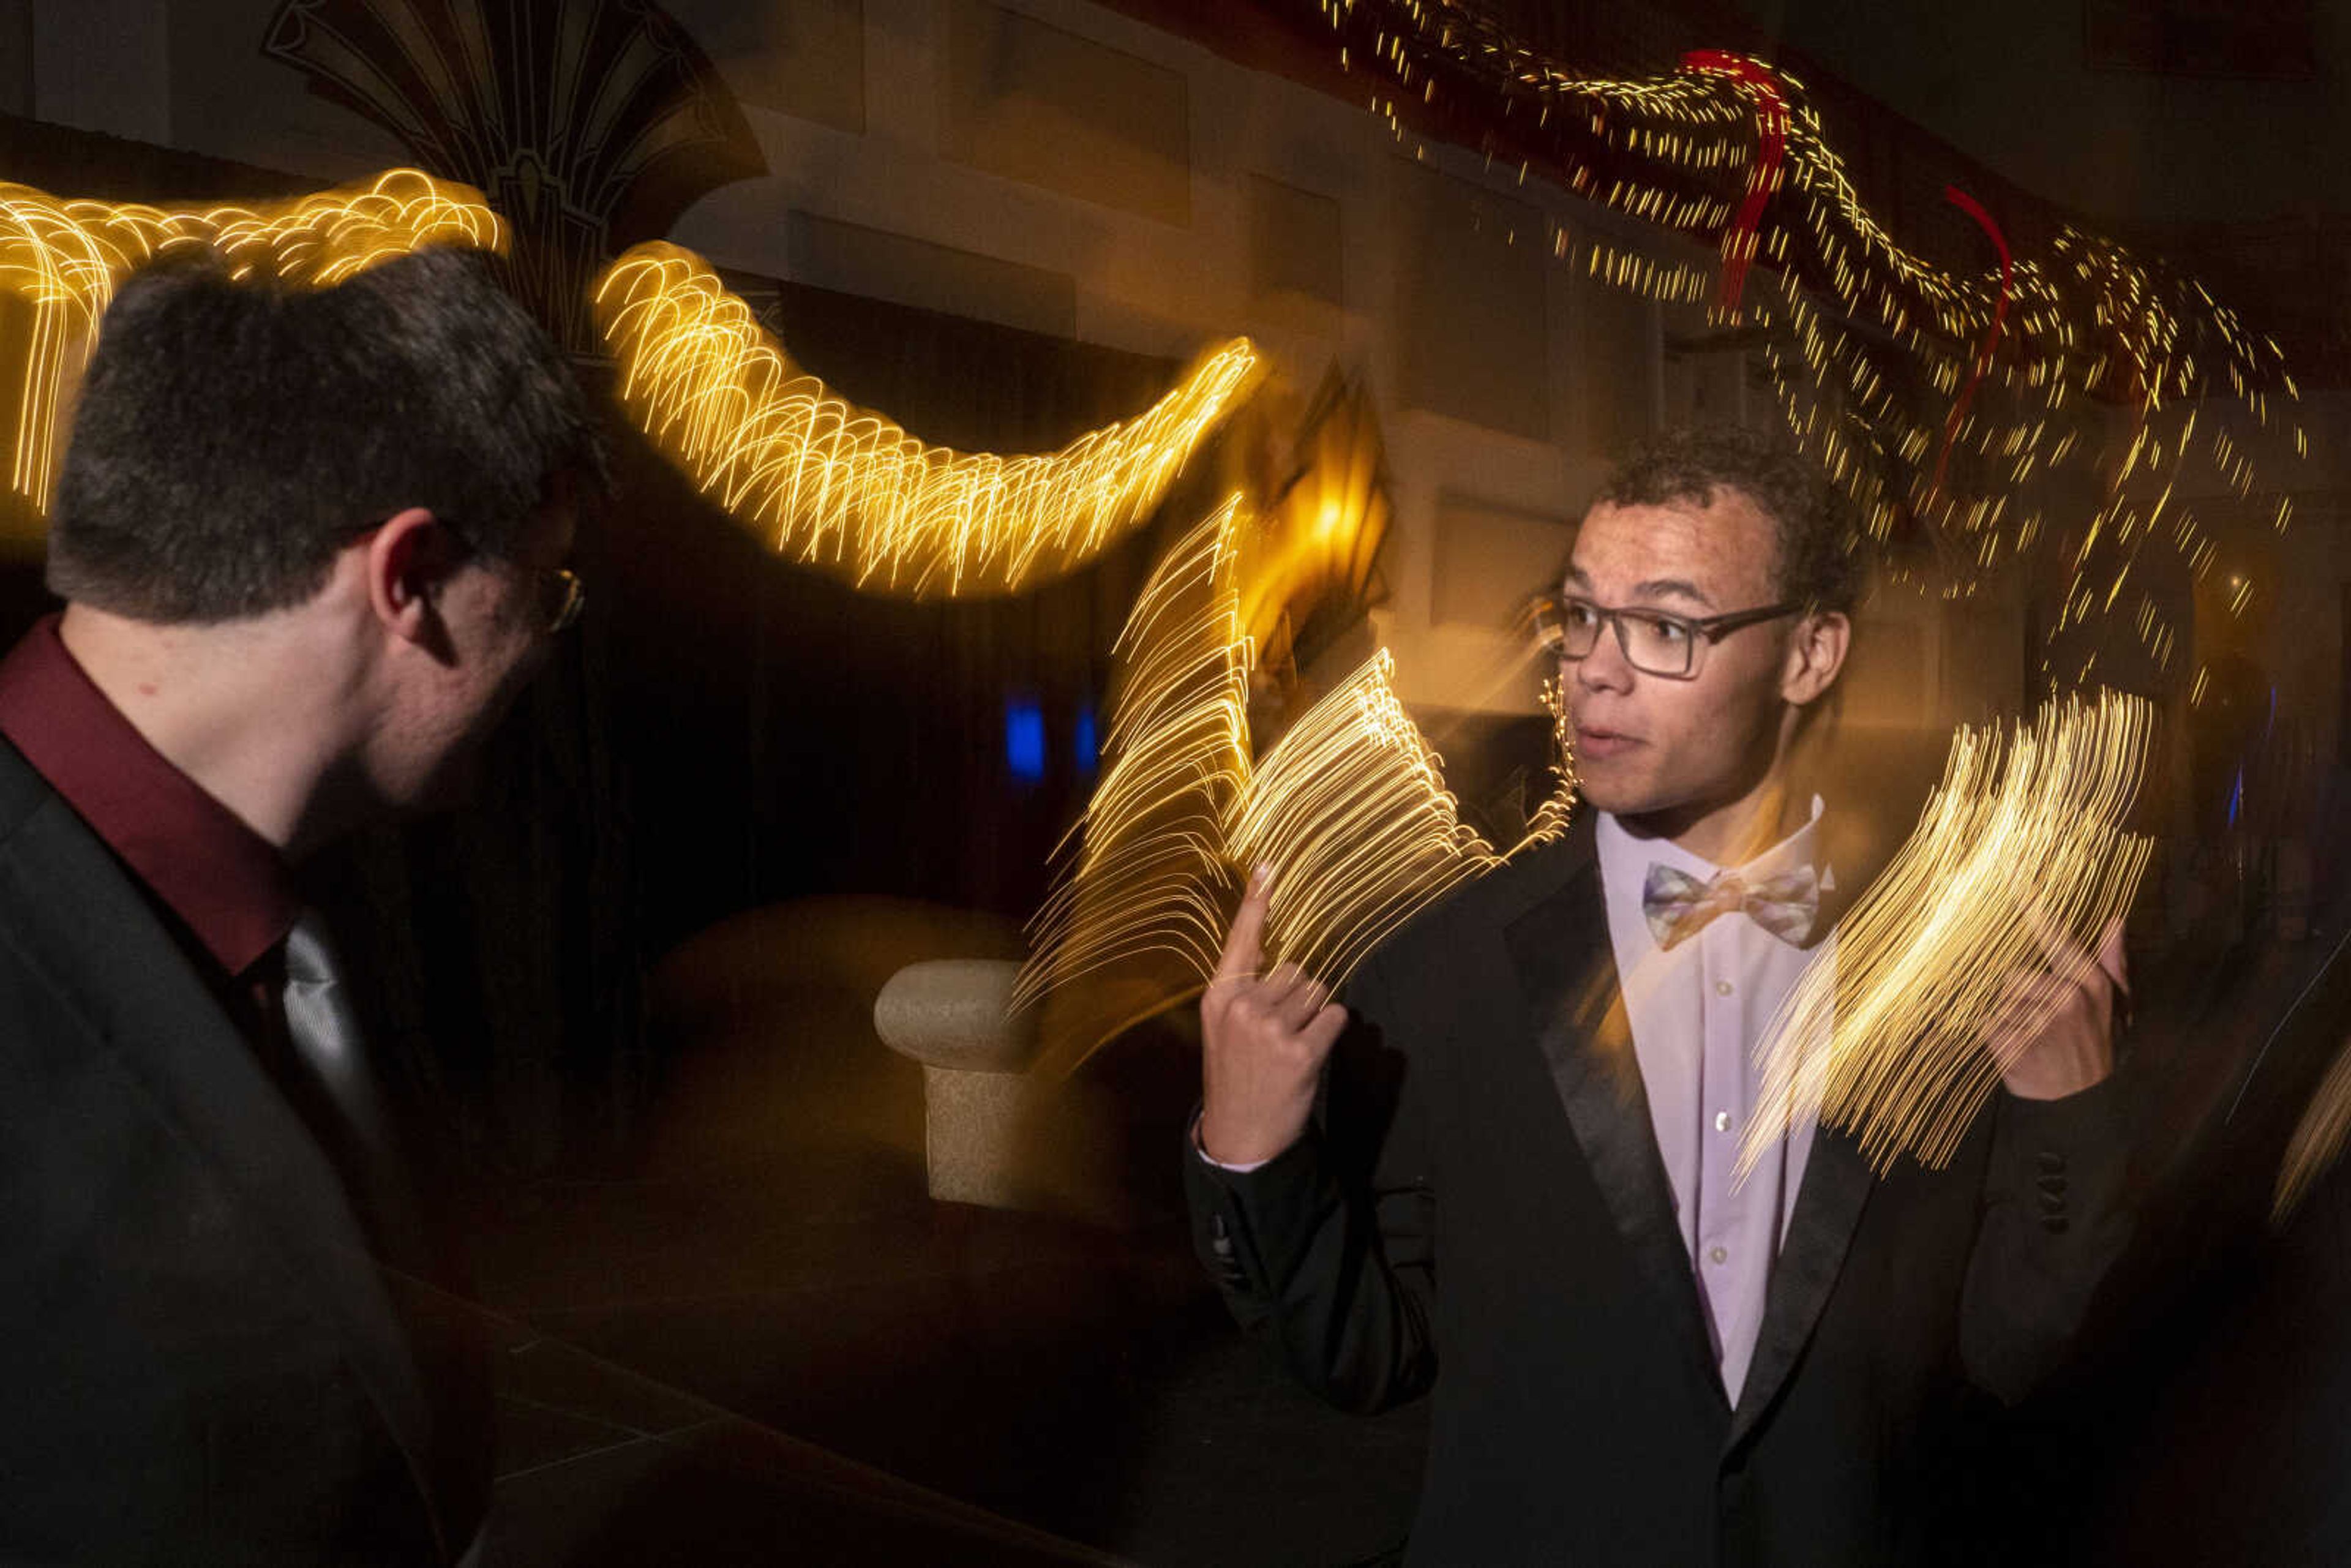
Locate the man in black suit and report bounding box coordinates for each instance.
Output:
[1186,429,2133,1566]
[0,250,601,1564]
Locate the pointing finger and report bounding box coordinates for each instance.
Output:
[1212,863,1275,988]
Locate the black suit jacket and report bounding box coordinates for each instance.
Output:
[1187,817,2132,1567]
[2047,890,2351,1566]
[0,738,481,1565]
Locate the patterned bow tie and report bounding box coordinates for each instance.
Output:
[1641,862,1821,951]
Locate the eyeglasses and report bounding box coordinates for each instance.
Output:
[343,513,587,635]
[541,567,586,634]
[1532,593,1801,680]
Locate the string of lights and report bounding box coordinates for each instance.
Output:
[0,168,503,503]
[1305,0,2305,689]
[0,171,1258,606]
[594,241,1262,598]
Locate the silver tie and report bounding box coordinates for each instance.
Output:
[282,911,389,1158]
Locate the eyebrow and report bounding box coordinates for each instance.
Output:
[1561,567,1715,609]
[1635,578,1713,608]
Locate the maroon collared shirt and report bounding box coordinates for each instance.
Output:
[0,614,302,1007]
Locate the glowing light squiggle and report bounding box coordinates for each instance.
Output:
[1678,50,1787,317]
[0,168,504,505]
[1013,497,1573,1075]
[1929,185,2012,507]
[2275,1034,2351,1224]
[1229,650,1572,986]
[1740,691,2154,1174]
[1319,3,2304,683]
[1012,500,1256,1074]
[594,241,1261,598]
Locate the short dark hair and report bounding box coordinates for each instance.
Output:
[1594,427,1865,617]
[48,247,604,623]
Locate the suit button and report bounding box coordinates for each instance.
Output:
[1708,1245,1728,1265]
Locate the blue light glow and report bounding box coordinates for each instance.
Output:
[1006,697,1046,783]
[1074,700,1099,775]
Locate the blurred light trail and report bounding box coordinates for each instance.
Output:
[594,241,1261,598]
[1741,691,2154,1174]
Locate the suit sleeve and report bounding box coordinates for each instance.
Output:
[1183,954,1439,1414]
[1958,1067,2137,1403]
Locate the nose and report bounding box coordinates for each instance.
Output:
[1573,623,1636,697]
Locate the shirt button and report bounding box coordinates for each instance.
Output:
[1708,1245,1728,1265]
[1715,980,1734,997]
[1714,1110,1732,1133]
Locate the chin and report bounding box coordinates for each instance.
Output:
[1572,759,1650,817]
[1578,770,1715,830]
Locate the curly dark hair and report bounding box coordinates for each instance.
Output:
[1594,427,1866,616]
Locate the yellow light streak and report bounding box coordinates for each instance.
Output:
[594,241,1262,598]
[1313,5,2306,680]
[1231,370,1393,671]
[0,168,503,505]
[1741,691,2154,1174]
[2275,1034,2351,1224]
[1013,496,1573,1075]
[1012,499,1256,1075]
[1229,650,1572,986]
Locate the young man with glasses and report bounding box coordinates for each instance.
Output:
[0,249,602,1565]
[1186,427,2132,1566]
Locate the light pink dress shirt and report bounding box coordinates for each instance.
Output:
[1594,799,1832,1405]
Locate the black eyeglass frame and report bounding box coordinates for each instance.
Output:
[1534,592,1807,681]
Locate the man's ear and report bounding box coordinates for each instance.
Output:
[363,508,457,648]
[1782,609,1851,707]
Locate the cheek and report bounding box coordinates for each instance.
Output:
[1708,666,1788,749]
[1657,664,1779,760]
[473,645,539,734]
[1640,690,1725,772]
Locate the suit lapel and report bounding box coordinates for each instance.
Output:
[1504,827,1727,1406]
[1718,759,1920,1446]
[0,776,439,1526]
[1726,1116,1875,1449]
[1495,767,1919,1444]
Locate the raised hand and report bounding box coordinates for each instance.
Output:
[1990,911,2128,1101]
[1198,865,1351,1166]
